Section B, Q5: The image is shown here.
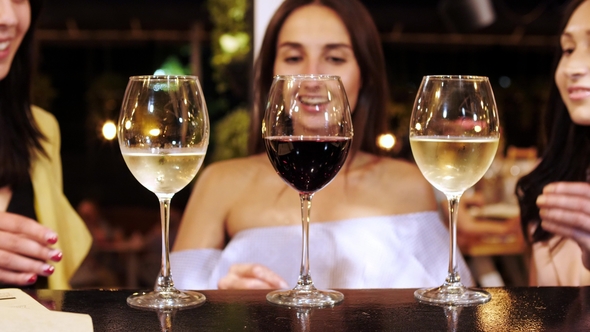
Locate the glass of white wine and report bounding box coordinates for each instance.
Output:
[409,75,499,306]
[118,75,209,309]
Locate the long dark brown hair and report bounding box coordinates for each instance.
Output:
[249,0,389,157]
[516,0,590,242]
[0,0,46,187]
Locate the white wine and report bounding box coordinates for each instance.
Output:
[410,136,499,195]
[122,149,206,195]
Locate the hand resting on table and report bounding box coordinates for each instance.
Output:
[0,212,62,285]
[218,263,289,290]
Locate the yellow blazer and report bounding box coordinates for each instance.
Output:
[31,106,92,289]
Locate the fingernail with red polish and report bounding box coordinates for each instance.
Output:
[27,275,37,284]
[46,233,58,244]
[43,265,55,276]
[50,250,63,262]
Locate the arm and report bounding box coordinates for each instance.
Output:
[172,159,288,289]
[536,182,590,270]
[173,162,240,251]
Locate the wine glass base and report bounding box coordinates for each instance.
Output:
[127,289,206,310]
[414,284,491,306]
[267,288,344,308]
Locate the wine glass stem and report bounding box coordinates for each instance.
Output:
[446,194,462,284]
[298,193,314,288]
[156,194,175,292]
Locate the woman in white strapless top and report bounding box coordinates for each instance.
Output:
[171,0,472,290]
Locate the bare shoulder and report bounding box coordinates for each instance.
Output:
[193,154,276,203]
[198,154,269,185]
[176,154,270,250]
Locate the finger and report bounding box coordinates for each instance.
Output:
[540,207,590,233]
[541,220,590,243]
[229,264,289,288]
[0,270,38,286]
[0,213,58,245]
[218,274,275,290]
[0,232,62,263]
[0,249,56,279]
[218,277,269,289]
[544,182,590,198]
[251,265,289,288]
[226,263,259,278]
[537,193,590,217]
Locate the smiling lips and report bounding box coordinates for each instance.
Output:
[568,86,590,101]
[297,95,330,110]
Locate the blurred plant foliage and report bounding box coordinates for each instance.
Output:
[206,0,252,162]
[85,73,127,139]
[155,56,191,75]
[211,108,250,162]
[207,0,251,94]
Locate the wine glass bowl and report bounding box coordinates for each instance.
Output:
[410,75,499,306]
[263,75,353,308]
[118,75,209,309]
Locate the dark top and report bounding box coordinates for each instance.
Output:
[5,177,48,288]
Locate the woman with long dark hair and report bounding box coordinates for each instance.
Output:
[0,0,91,288]
[171,0,472,290]
[516,0,590,285]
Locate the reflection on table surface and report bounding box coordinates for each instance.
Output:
[25,287,590,331]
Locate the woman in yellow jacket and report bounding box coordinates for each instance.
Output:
[0,0,91,288]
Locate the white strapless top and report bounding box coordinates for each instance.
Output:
[170,211,473,290]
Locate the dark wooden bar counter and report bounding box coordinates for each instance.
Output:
[26,287,590,331]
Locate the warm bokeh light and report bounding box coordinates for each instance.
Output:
[219,32,249,54]
[149,128,161,136]
[377,133,396,150]
[102,121,117,140]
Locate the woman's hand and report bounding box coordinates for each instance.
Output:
[0,212,62,285]
[537,182,590,269]
[218,263,289,290]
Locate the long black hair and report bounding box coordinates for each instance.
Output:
[516,0,590,242]
[0,0,46,187]
[249,0,389,157]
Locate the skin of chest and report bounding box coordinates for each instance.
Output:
[224,155,424,237]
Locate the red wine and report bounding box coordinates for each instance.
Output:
[265,136,351,193]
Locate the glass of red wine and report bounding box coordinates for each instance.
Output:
[262,75,353,308]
